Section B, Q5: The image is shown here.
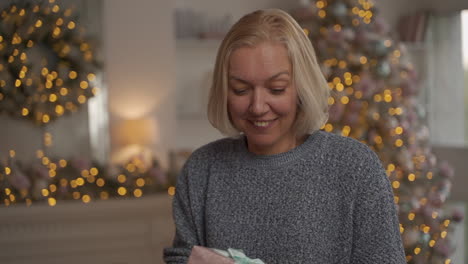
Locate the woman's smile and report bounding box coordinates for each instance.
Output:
[227,42,298,155]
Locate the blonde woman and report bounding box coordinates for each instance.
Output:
[164,9,405,264]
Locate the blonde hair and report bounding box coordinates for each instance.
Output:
[207,8,329,137]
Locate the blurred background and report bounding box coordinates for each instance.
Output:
[0,0,467,263]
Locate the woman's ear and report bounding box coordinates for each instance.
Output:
[296,96,303,109]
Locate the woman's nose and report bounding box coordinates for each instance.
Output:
[249,88,269,116]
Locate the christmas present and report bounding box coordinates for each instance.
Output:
[188,246,265,264]
[188,246,234,264]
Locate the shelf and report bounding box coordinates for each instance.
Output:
[401,41,429,52]
[176,38,223,50]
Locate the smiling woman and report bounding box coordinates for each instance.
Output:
[164,8,406,264]
[227,42,299,155]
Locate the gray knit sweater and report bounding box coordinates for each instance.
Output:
[163,131,406,263]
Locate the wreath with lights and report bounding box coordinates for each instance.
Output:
[0,1,100,126]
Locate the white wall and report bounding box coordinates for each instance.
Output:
[376,0,424,30]
[427,14,466,146]
[103,0,176,168]
[421,0,468,13]
[376,0,468,28]
[175,0,293,22]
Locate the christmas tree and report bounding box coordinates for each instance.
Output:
[0,1,99,125]
[292,0,463,263]
[0,1,171,207]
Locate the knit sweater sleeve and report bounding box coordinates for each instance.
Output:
[163,147,210,264]
[350,147,406,264]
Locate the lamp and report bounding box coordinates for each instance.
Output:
[111,118,158,166]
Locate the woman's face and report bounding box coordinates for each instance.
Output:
[227,42,298,155]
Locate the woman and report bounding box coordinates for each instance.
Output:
[164,9,405,264]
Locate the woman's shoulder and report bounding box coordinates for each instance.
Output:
[317,131,381,166]
[317,132,387,189]
[185,137,239,166]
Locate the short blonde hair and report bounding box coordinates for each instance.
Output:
[207,8,329,137]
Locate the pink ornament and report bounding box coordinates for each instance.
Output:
[407,109,417,124]
[438,180,451,197]
[58,185,68,195]
[421,205,433,218]
[33,164,49,179]
[400,120,410,131]
[343,112,359,126]
[9,169,31,190]
[316,39,328,51]
[452,208,464,222]
[407,67,418,81]
[105,164,120,179]
[71,157,91,170]
[434,239,451,257]
[428,192,444,207]
[413,186,425,198]
[374,17,390,35]
[396,147,414,171]
[348,100,363,111]
[327,26,345,43]
[438,160,454,179]
[328,101,345,122]
[355,30,368,45]
[367,129,377,143]
[355,73,377,98]
[382,116,399,131]
[401,79,418,96]
[416,126,430,142]
[411,198,421,211]
[408,144,418,155]
[291,6,317,20]
[428,154,437,167]
[149,167,167,185]
[343,28,356,41]
[402,229,419,246]
[413,256,426,264]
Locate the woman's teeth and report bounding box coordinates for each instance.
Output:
[253,121,270,127]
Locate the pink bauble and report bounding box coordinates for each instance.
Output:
[33,164,49,180]
[9,170,31,190]
[149,167,168,185]
[328,101,345,122]
[452,208,464,222]
[71,157,91,170]
[438,160,454,179]
[402,229,419,246]
[374,17,390,35]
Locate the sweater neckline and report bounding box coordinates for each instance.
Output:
[234,130,323,168]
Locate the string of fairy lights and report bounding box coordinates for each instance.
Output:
[0,0,174,208]
[296,0,462,263]
[1,130,175,207]
[0,1,100,125]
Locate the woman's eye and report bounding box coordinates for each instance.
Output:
[270,88,285,94]
[233,89,247,95]
[229,81,250,95]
